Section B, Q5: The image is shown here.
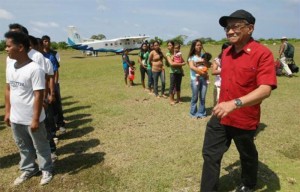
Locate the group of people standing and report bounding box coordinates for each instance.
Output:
[4,23,66,186]
[122,39,214,118]
[122,9,278,192]
[3,8,280,191]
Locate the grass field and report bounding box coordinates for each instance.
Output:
[0,43,299,192]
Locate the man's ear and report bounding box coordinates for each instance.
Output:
[248,24,254,35]
[17,44,25,52]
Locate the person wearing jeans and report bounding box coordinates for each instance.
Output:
[190,77,207,117]
[11,123,53,174]
[149,40,167,98]
[152,70,166,97]
[5,31,53,185]
[187,39,208,118]
[147,68,153,92]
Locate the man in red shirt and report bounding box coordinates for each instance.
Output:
[200,10,277,192]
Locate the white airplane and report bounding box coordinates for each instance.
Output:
[67,26,149,54]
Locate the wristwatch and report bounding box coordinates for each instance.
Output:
[234,98,243,108]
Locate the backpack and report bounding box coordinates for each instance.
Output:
[274,60,282,76]
[284,43,294,58]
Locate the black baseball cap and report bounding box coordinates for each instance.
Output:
[219,9,256,27]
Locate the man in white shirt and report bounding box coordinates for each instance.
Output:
[278,37,293,77]
[4,31,53,186]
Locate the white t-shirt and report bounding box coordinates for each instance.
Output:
[56,52,60,62]
[45,57,54,76]
[7,49,48,74]
[188,55,203,80]
[6,61,46,125]
[213,57,222,87]
[28,49,47,73]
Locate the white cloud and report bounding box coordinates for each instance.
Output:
[135,8,194,18]
[0,8,14,19]
[181,27,200,38]
[96,0,109,11]
[288,0,300,3]
[31,27,43,34]
[30,21,59,28]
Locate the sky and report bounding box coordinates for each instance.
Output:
[0,0,299,43]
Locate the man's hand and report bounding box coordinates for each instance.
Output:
[212,100,237,118]
[30,119,40,132]
[4,113,11,127]
[48,94,56,104]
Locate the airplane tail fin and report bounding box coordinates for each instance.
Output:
[67,26,83,45]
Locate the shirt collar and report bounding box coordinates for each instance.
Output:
[227,37,255,56]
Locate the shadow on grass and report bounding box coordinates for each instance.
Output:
[180,96,191,103]
[61,116,93,140]
[0,115,5,131]
[71,56,86,59]
[55,139,103,174]
[55,151,106,175]
[57,139,100,155]
[206,107,214,116]
[65,113,91,122]
[0,153,19,169]
[67,118,93,129]
[255,123,267,137]
[219,160,280,191]
[0,105,5,130]
[62,101,79,107]
[61,96,73,101]
[59,126,94,140]
[63,106,91,114]
[53,96,109,177]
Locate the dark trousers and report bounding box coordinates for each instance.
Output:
[140,66,148,82]
[169,73,183,95]
[44,104,57,152]
[53,83,65,128]
[200,115,258,192]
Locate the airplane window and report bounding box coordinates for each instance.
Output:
[120,43,122,45]
[110,43,113,46]
[105,43,108,46]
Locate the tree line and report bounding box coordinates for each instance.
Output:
[0,35,299,51]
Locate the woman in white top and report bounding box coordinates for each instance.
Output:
[211,42,230,106]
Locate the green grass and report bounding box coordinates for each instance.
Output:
[0,43,299,192]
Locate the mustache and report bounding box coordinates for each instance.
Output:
[227,34,238,38]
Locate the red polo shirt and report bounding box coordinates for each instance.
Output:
[219,38,277,130]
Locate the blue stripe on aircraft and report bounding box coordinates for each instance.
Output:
[67,40,137,53]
